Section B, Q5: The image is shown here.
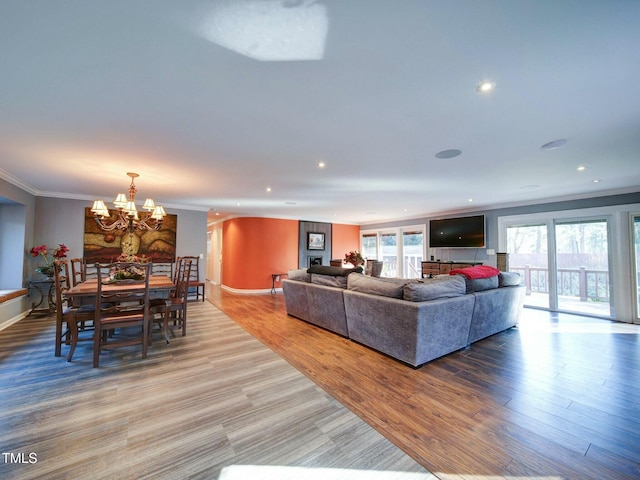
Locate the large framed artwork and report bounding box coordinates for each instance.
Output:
[83,207,177,263]
[307,232,325,250]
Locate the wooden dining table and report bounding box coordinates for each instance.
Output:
[65,275,177,346]
[65,275,176,298]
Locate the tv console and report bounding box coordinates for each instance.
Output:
[421,260,482,278]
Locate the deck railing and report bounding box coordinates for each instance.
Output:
[510,265,610,303]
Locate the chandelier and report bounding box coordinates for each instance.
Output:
[91,172,166,232]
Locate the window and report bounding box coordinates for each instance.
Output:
[361,233,377,260]
[361,225,425,278]
[402,230,424,279]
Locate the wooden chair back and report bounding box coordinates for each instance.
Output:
[92,262,152,368]
[174,257,193,303]
[54,260,94,361]
[180,255,205,302]
[152,261,174,279]
[70,258,85,286]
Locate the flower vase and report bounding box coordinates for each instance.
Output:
[35,266,55,279]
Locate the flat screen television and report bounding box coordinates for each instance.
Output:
[429,215,485,248]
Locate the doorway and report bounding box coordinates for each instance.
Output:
[505,217,613,318]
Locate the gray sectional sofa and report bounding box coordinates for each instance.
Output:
[282,265,525,367]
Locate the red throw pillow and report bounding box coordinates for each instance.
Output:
[449,265,500,279]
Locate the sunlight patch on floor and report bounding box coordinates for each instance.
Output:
[218,465,435,480]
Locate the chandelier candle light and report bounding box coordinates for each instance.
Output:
[91,172,166,233]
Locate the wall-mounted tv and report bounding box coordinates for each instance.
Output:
[429,215,485,248]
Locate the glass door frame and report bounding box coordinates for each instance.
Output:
[630,212,640,323]
[498,205,636,321]
[552,216,614,317]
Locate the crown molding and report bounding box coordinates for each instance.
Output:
[0,168,38,195]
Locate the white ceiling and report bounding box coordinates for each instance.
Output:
[1,0,639,225]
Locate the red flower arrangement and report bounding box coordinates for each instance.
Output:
[30,244,69,276]
[344,250,365,268]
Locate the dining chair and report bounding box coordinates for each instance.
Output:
[53,260,95,361]
[152,260,174,279]
[181,255,205,302]
[172,256,182,285]
[370,260,384,277]
[364,260,383,277]
[70,258,86,286]
[92,262,152,368]
[150,257,193,343]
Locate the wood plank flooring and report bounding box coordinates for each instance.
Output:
[0,301,433,480]
[208,287,640,480]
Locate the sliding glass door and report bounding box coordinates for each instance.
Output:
[633,214,640,321]
[506,224,550,309]
[555,219,611,317]
[505,216,613,318]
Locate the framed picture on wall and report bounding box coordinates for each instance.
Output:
[307,232,325,250]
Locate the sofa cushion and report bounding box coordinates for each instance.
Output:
[307,265,363,276]
[403,275,466,302]
[463,275,499,293]
[347,273,409,299]
[498,271,522,287]
[311,274,348,288]
[288,268,311,283]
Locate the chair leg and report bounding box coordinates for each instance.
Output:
[163,309,171,344]
[66,320,79,362]
[93,326,102,368]
[55,315,63,357]
[142,320,149,359]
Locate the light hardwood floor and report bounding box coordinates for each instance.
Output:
[0,300,433,480]
[208,287,640,480]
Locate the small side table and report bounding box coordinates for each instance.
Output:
[28,280,55,316]
[271,273,288,294]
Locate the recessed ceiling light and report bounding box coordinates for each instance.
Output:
[592,179,601,183]
[577,165,587,171]
[435,149,462,159]
[476,81,495,93]
[541,139,567,150]
[468,198,473,203]
[317,161,326,168]
[266,187,272,192]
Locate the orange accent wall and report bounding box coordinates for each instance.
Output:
[332,223,361,262]
[222,217,299,290]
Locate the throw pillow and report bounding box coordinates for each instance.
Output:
[498,271,522,287]
[311,274,348,288]
[307,265,363,277]
[347,273,408,299]
[403,275,466,302]
[288,268,311,282]
[463,275,499,293]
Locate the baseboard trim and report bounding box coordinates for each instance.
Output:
[0,309,29,332]
[221,284,274,295]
